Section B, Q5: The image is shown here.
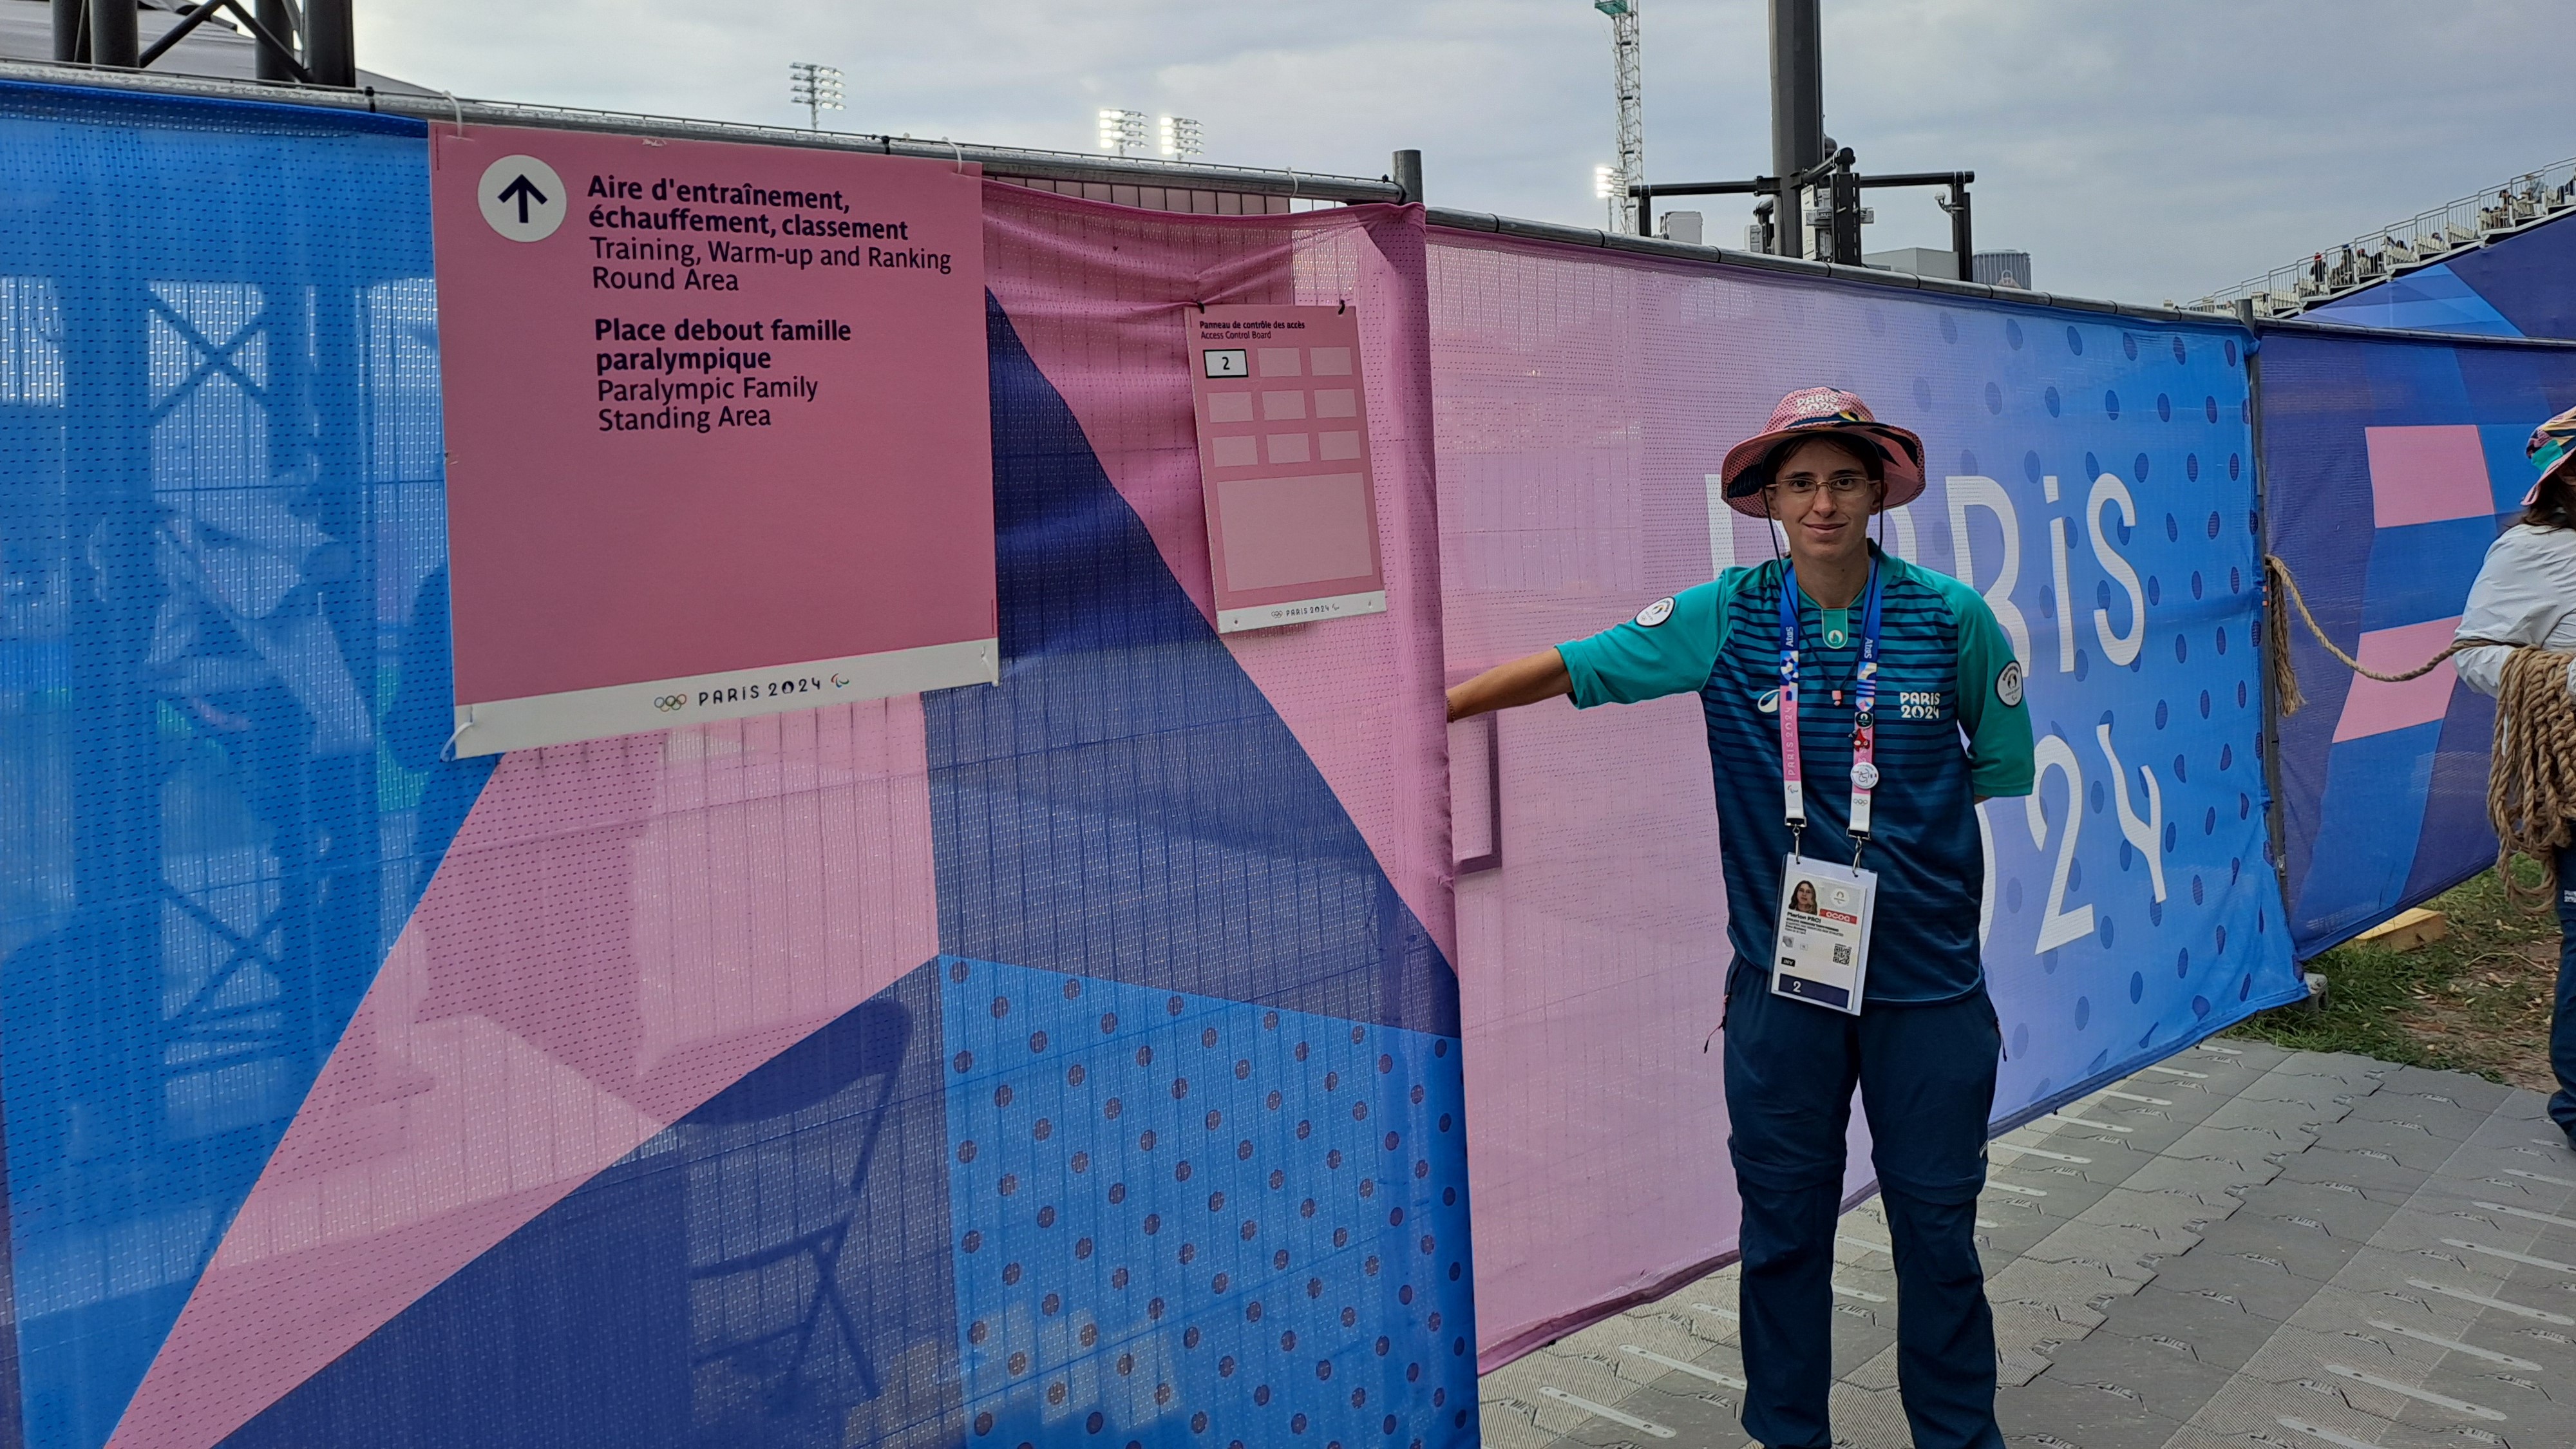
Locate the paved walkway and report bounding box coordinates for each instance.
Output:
[1477,1040,2576,1449]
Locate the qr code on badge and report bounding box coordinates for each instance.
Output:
[1832,944,1852,965]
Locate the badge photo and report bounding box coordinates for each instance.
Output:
[1995,659,2025,707]
[1634,596,1676,628]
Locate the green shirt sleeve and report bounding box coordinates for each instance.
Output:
[1558,574,1736,708]
[1927,568,2036,797]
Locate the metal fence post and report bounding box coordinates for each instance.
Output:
[1946,182,1974,281]
[86,0,135,67]
[51,0,86,62]
[1392,149,1423,207]
[2239,301,2293,909]
[305,0,355,86]
[254,0,299,82]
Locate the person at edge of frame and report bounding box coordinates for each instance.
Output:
[2452,404,2576,1151]
[1446,386,2037,1449]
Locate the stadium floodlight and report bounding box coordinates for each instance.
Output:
[1159,116,1204,160]
[1591,0,1644,232]
[789,62,844,131]
[1594,164,1618,200]
[1097,109,1150,156]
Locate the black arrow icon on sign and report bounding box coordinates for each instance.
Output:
[495,173,549,224]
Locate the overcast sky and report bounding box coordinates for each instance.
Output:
[359,0,2572,304]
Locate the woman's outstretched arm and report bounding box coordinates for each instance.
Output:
[1446,649,1571,722]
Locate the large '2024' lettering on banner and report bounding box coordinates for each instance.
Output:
[1948,473,2167,956]
[2017,724,2168,952]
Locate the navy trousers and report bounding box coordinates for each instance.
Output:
[2551,840,2576,1144]
[1723,960,2005,1449]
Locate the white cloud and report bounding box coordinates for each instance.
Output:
[355,0,2575,302]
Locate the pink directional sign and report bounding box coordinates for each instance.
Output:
[1186,305,1387,633]
[431,124,996,755]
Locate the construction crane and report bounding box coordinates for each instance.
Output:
[1596,0,1644,233]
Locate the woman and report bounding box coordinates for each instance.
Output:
[2453,404,2576,1150]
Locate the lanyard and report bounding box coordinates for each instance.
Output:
[1777,560,1883,860]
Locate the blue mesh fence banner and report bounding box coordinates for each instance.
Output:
[1425,231,2302,1360]
[0,81,475,1449]
[2257,326,2576,955]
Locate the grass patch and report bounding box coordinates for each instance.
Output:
[2226,860,2564,1090]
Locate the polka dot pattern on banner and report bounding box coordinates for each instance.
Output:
[1920,311,2283,1103]
[945,959,1475,1448]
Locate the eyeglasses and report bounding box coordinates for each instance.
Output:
[1766,473,1874,498]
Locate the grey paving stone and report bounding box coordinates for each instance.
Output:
[1991,1138,2167,1195]
[2182,1208,2370,1286]
[2309,1116,2471,1177]
[2346,1090,2505,1144]
[2117,1153,2266,1210]
[2414,1356,2571,1425]
[1995,1368,2192,1449]
[2193,1040,2293,1071]
[2045,1115,2201,1160]
[1823,1380,1919,1449]
[2376,1067,2517,1114]
[1478,1391,1567,1449]
[1623,1374,1747,1443]
[2163,1122,2313,1169]
[1991,1167,2119,1222]
[1842,1340,1904,1393]
[2049,1325,2242,1412]
[2196,1092,2349,1137]
[2069,1186,2223,1244]
[2018,1221,2180,1283]
[2229,1175,2410,1242]
[2003,1249,2154,1300]
[2273,1050,2394,1086]
[1979,1203,2078,1259]
[1991,1285,2108,1343]
[2077,1281,2301,1364]
[2271,1151,2446,1211]
[2177,1370,2488,1449]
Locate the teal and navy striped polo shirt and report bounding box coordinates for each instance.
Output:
[1558,544,2036,1004]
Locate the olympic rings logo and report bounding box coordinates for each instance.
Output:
[652,694,688,712]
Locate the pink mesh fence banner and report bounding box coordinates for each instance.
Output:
[117,705,943,1449]
[1426,229,2298,1367]
[980,187,1455,968]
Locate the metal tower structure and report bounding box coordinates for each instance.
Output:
[788,62,844,131]
[1596,0,1643,233]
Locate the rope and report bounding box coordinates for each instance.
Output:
[2263,554,2476,713]
[2263,553,2576,908]
[2490,646,2576,909]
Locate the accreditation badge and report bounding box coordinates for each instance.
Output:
[1770,856,1879,1014]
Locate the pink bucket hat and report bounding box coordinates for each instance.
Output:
[1719,386,1925,518]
